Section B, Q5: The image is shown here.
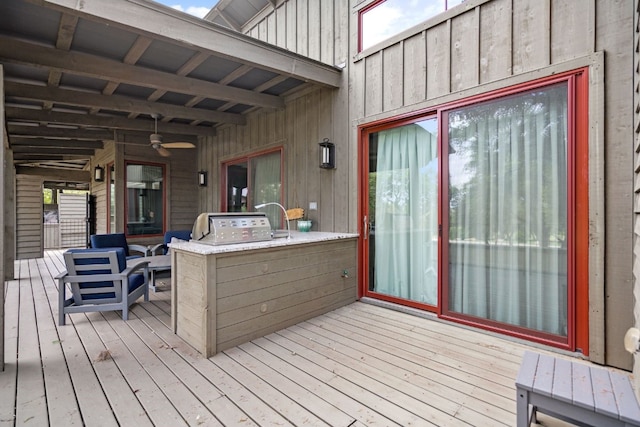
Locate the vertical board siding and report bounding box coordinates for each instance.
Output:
[285,0,297,51]
[16,175,43,259]
[426,22,451,99]
[308,0,321,61]
[403,32,427,105]
[512,0,551,74]
[364,52,383,116]
[550,0,594,63]
[597,0,634,370]
[91,143,113,234]
[382,43,404,111]
[276,5,287,47]
[479,0,512,83]
[450,9,480,92]
[296,0,309,57]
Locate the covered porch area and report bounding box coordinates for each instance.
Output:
[0,250,578,426]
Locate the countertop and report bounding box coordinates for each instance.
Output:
[169,230,359,255]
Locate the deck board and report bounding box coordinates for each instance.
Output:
[1,250,585,426]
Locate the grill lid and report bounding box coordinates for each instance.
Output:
[192,212,272,245]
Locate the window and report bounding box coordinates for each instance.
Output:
[223,149,283,228]
[359,0,464,51]
[361,69,589,351]
[125,162,165,237]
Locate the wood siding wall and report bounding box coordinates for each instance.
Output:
[15,175,42,259]
[238,0,634,369]
[92,141,201,244]
[198,87,353,233]
[197,0,352,232]
[91,142,113,235]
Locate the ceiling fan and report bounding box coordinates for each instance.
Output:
[149,113,195,157]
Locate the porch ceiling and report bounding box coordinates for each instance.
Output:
[0,0,341,172]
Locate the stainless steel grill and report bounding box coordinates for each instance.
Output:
[191,212,272,246]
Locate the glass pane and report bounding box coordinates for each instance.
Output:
[250,151,282,229]
[126,164,164,236]
[447,83,568,336]
[227,162,248,212]
[369,118,439,305]
[361,0,445,50]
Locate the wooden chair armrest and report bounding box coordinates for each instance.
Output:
[128,244,150,256]
[148,243,165,256]
[55,271,68,280]
[123,260,150,276]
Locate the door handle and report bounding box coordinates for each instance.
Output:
[363,215,368,240]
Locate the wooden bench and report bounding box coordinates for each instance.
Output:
[516,351,640,426]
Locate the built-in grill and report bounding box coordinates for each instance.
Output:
[191,212,273,246]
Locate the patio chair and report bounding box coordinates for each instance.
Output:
[90,232,149,259]
[57,247,150,325]
[149,230,192,255]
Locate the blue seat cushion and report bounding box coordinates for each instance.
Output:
[90,233,130,257]
[162,230,192,254]
[65,248,144,300]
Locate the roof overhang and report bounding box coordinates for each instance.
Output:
[0,0,342,171]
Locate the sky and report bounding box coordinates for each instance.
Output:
[361,0,464,50]
[152,0,218,18]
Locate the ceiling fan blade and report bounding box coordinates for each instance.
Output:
[156,146,171,157]
[160,142,196,149]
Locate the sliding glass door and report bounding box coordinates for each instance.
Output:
[443,83,569,338]
[361,70,587,349]
[366,118,439,307]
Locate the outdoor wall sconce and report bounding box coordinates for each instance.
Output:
[198,170,208,187]
[94,165,104,182]
[319,138,335,169]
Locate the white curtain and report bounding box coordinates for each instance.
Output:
[251,151,282,229]
[447,83,568,336]
[374,120,438,305]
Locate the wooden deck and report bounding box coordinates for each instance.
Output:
[1,250,579,426]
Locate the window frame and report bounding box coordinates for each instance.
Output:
[221,147,285,222]
[358,0,464,52]
[123,160,166,239]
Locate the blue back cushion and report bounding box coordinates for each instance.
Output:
[162,230,191,254]
[90,233,130,256]
[66,247,144,300]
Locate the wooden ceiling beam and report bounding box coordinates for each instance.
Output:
[7,124,113,140]
[15,166,91,181]
[10,138,104,149]
[45,12,79,109]
[0,38,284,110]
[13,153,91,160]
[5,107,216,136]
[93,35,153,113]
[5,81,245,125]
[12,146,95,155]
